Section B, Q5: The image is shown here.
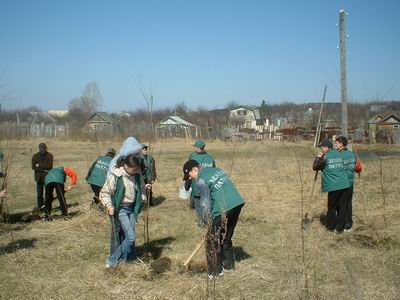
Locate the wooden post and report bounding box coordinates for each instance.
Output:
[339,9,350,147]
[314,85,327,147]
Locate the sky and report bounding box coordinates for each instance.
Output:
[0,0,399,112]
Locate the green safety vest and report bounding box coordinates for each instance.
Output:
[111,173,143,218]
[189,152,215,197]
[338,149,357,187]
[321,150,350,193]
[198,167,244,218]
[142,155,155,182]
[45,167,66,186]
[87,155,113,187]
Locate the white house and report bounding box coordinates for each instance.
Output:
[158,116,197,129]
[228,106,265,132]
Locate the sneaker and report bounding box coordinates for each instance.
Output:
[334,229,343,234]
[42,216,54,222]
[105,263,112,269]
[208,270,224,279]
[344,228,352,233]
[63,214,71,220]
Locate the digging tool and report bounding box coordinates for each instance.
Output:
[184,238,205,268]
[304,171,319,223]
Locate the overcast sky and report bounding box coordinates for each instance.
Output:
[1,0,399,112]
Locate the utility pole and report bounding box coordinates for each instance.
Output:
[314,84,327,147]
[339,9,349,140]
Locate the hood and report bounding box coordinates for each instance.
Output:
[111,166,135,179]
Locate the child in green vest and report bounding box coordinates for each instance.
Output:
[183,159,244,279]
[186,139,215,218]
[313,139,351,233]
[43,166,77,221]
[86,148,116,205]
[141,144,157,206]
[335,136,362,232]
[100,154,146,268]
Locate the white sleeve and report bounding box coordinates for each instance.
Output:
[100,175,117,209]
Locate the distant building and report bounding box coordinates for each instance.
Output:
[158,115,197,129]
[28,112,56,124]
[87,112,119,132]
[228,106,265,132]
[48,110,68,118]
[368,113,400,144]
[375,114,400,130]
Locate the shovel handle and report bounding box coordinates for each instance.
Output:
[184,238,205,267]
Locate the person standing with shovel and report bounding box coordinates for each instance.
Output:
[182,159,245,279]
[334,136,362,232]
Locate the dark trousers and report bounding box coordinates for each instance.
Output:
[35,179,45,209]
[345,187,354,229]
[45,183,67,216]
[206,203,244,276]
[90,184,102,203]
[327,188,352,232]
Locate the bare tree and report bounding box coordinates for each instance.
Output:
[83,81,103,112]
[67,81,103,127]
[133,72,157,141]
[0,75,17,112]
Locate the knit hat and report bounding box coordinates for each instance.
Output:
[318,139,333,149]
[193,139,205,148]
[106,148,116,157]
[182,159,199,180]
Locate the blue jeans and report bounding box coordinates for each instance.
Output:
[107,207,136,267]
[109,215,124,255]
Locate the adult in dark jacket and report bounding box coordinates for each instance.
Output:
[313,139,351,233]
[86,148,116,204]
[183,159,245,279]
[31,143,53,211]
[141,144,157,206]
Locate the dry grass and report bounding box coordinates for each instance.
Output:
[0,138,399,299]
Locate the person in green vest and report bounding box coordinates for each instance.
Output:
[182,159,245,279]
[186,139,215,217]
[335,136,363,232]
[313,139,351,233]
[100,154,147,268]
[141,144,157,206]
[43,166,77,221]
[86,148,116,205]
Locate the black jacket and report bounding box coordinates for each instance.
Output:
[31,151,53,182]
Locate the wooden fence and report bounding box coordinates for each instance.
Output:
[0,121,67,138]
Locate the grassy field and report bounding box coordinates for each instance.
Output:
[0,138,399,299]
